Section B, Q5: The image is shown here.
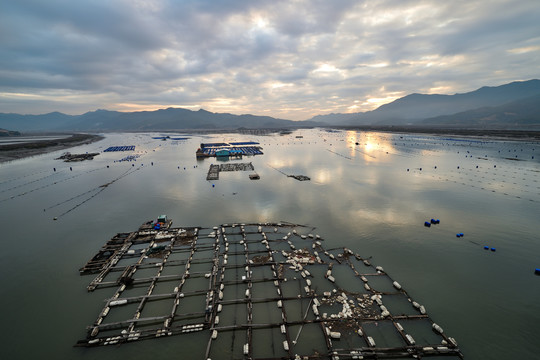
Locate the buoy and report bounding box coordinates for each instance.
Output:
[212,184,215,187]
[407,169,409,171]
[107,165,109,168]
[534,269,540,276]
[424,222,431,227]
[53,217,58,220]
[70,167,72,171]
[460,233,464,237]
[491,248,496,252]
[53,168,56,171]
[456,233,461,238]
[484,246,489,250]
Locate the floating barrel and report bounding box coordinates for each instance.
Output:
[424,222,431,227]
[491,248,496,252]
[534,269,540,276]
[484,246,489,250]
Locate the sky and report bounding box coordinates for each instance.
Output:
[1,0,539,120]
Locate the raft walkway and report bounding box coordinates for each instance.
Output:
[77,220,463,359]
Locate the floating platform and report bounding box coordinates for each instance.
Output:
[76,220,463,359]
[288,175,310,181]
[104,146,136,152]
[56,152,100,162]
[206,163,255,180]
[196,142,263,158]
[197,146,263,158]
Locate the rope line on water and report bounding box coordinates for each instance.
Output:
[0,167,106,203]
[0,169,50,186]
[327,149,352,160]
[0,171,61,194]
[54,166,143,219]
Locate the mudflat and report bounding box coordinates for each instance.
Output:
[0,133,104,163]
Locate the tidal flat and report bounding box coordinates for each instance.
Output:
[0,129,539,360]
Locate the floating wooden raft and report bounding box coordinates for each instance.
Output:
[206,162,255,180]
[76,221,463,359]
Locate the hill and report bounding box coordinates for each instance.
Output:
[420,94,540,128]
[310,79,540,127]
[0,108,316,132]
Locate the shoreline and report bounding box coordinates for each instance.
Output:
[0,133,104,164]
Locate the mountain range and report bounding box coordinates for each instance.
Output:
[1,79,539,132]
[309,79,540,127]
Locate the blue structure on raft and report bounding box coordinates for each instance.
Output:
[104,146,135,152]
[196,142,263,158]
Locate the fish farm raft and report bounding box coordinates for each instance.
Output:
[77,218,463,359]
[196,142,263,158]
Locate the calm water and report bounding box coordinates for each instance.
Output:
[0,129,539,359]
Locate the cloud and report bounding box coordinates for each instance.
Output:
[0,0,539,119]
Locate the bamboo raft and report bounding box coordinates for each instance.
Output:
[76,219,463,359]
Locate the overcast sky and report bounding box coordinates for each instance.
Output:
[1,0,539,120]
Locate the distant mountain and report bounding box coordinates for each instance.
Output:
[3,79,540,131]
[310,79,540,127]
[0,128,21,137]
[0,108,317,132]
[420,94,540,128]
[0,112,74,132]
